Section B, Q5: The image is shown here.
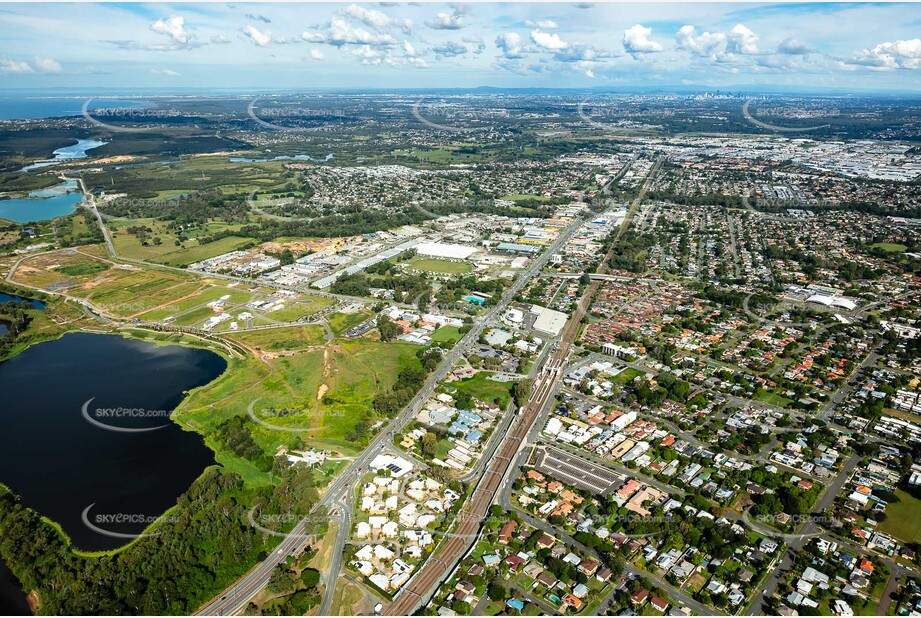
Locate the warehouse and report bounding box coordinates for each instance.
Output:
[415,242,479,261]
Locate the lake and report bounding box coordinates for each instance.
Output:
[0,560,30,616]
[0,293,46,310]
[0,180,84,223]
[20,139,108,172]
[229,153,334,163]
[0,332,225,551]
[0,97,148,121]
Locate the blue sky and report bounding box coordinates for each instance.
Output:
[1,2,919,91]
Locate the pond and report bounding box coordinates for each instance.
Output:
[0,180,84,223]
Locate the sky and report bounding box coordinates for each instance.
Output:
[1,2,920,92]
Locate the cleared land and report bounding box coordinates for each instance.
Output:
[878,489,921,543]
[405,256,471,275]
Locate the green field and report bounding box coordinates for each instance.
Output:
[500,194,552,202]
[262,297,336,322]
[54,262,109,276]
[430,325,462,344]
[227,325,327,351]
[878,489,921,543]
[328,310,371,336]
[868,242,908,253]
[449,372,515,408]
[613,367,643,385]
[137,284,254,321]
[405,256,472,275]
[754,389,794,408]
[177,340,422,458]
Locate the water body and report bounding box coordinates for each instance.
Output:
[21,139,108,172]
[0,181,84,223]
[0,97,148,121]
[0,560,30,616]
[0,332,225,551]
[0,294,45,310]
[229,153,334,163]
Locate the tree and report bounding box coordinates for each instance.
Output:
[421,432,438,457]
[487,583,507,601]
[512,380,531,407]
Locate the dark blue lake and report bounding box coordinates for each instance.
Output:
[0,293,46,310]
[0,332,225,552]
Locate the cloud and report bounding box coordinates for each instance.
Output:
[726,24,759,55]
[211,34,231,44]
[552,43,615,63]
[623,24,662,55]
[777,37,810,55]
[242,25,273,47]
[0,56,63,74]
[327,17,397,46]
[432,40,468,58]
[341,4,412,33]
[495,32,524,58]
[531,29,568,51]
[151,68,180,75]
[426,3,468,30]
[150,16,191,44]
[462,35,486,55]
[301,31,326,43]
[584,68,595,78]
[310,48,325,60]
[0,58,34,73]
[851,38,921,70]
[32,57,62,73]
[349,44,383,64]
[675,25,727,59]
[245,13,271,23]
[525,20,558,29]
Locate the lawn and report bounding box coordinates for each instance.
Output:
[449,372,515,408]
[430,325,462,345]
[613,367,643,385]
[500,194,552,202]
[227,325,327,351]
[176,340,423,459]
[754,389,794,408]
[54,261,108,276]
[878,489,921,543]
[868,242,908,253]
[328,310,372,336]
[405,256,472,275]
[262,296,336,322]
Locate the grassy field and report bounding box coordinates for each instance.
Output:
[613,367,643,385]
[262,296,336,322]
[227,325,327,351]
[500,194,552,202]
[449,372,515,408]
[878,489,921,543]
[177,340,422,458]
[868,242,908,253]
[109,218,256,266]
[136,284,254,321]
[754,389,794,408]
[430,325,462,344]
[405,256,472,275]
[328,310,372,336]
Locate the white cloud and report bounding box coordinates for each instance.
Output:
[531,29,567,51]
[242,25,273,47]
[495,32,524,59]
[310,49,325,60]
[675,25,727,59]
[777,37,810,56]
[0,58,34,73]
[851,38,921,70]
[32,57,62,73]
[211,34,231,45]
[349,44,383,64]
[623,24,662,55]
[327,17,396,46]
[245,13,271,24]
[0,57,63,74]
[150,16,191,44]
[585,68,595,78]
[301,31,326,43]
[426,3,468,30]
[341,4,412,34]
[151,68,180,76]
[432,40,468,58]
[727,24,759,55]
[525,20,558,29]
